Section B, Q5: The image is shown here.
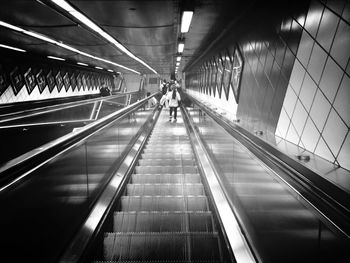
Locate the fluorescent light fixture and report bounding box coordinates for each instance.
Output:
[181,11,193,33]
[107,69,114,72]
[176,62,180,66]
[0,20,140,74]
[176,56,181,62]
[50,0,158,74]
[178,43,185,53]
[47,55,65,61]
[0,44,26,52]
[95,66,103,69]
[77,62,88,66]
[0,21,25,32]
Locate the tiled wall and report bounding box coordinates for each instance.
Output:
[0,52,117,104]
[276,0,350,170]
[236,18,303,137]
[185,46,242,120]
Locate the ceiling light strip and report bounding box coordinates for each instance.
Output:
[0,43,26,52]
[50,0,158,74]
[0,20,140,74]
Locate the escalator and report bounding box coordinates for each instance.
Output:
[95,109,231,262]
[1,93,348,263]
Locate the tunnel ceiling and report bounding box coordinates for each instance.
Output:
[0,0,254,76]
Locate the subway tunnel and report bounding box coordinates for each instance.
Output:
[0,0,349,262]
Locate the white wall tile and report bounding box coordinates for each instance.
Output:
[291,100,308,135]
[316,7,340,52]
[286,123,301,145]
[319,56,344,102]
[301,117,320,152]
[283,84,298,113]
[333,73,350,126]
[310,89,332,130]
[289,60,305,94]
[276,107,291,138]
[315,137,336,162]
[322,109,348,156]
[337,132,350,170]
[296,30,315,68]
[304,0,324,38]
[299,73,318,111]
[307,42,328,83]
[330,20,350,70]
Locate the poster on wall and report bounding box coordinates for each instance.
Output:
[76,73,82,91]
[70,73,77,91]
[216,55,224,99]
[86,74,91,90]
[113,75,121,91]
[211,59,217,97]
[231,46,243,104]
[0,64,9,96]
[63,72,70,91]
[55,71,63,92]
[222,51,233,101]
[46,70,55,92]
[36,69,47,94]
[24,67,37,95]
[10,66,24,95]
[82,74,87,90]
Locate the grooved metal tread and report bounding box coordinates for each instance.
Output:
[113,211,216,233]
[104,232,222,261]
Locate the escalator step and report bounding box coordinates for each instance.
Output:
[103,232,222,261]
[141,153,194,159]
[145,145,193,151]
[134,166,198,174]
[113,212,215,232]
[95,261,223,263]
[126,184,205,196]
[131,174,201,184]
[120,196,209,212]
[142,148,193,154]
[139,159,195,166]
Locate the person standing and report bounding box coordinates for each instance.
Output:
[160,80,169,108]
[167,84,181,122]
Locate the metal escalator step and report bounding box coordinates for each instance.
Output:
[145,145,193,151]
[131,174,201,184]
[142,148,194,154]
[120,196,209,212]
[103,232,222,261]
[138,159,195,166]
[113,211,215,232]
[141,153,194,159]
[126,184,205,196]
[95,261,223,263]
[146,141,190,146]
[135,166,198,174]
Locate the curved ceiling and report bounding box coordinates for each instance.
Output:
[0,0,254,76]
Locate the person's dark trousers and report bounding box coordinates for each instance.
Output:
[169,107,178,120]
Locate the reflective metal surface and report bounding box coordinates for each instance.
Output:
[186,105,349,263]
[0,92,143,166]
[0,101,155,262]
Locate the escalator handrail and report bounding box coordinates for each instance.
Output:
[181,105,257,263]
[188,94,350,238]
[0,92,159,192]
[0,91,141,124]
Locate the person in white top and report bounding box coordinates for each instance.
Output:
[167,84,181,122]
